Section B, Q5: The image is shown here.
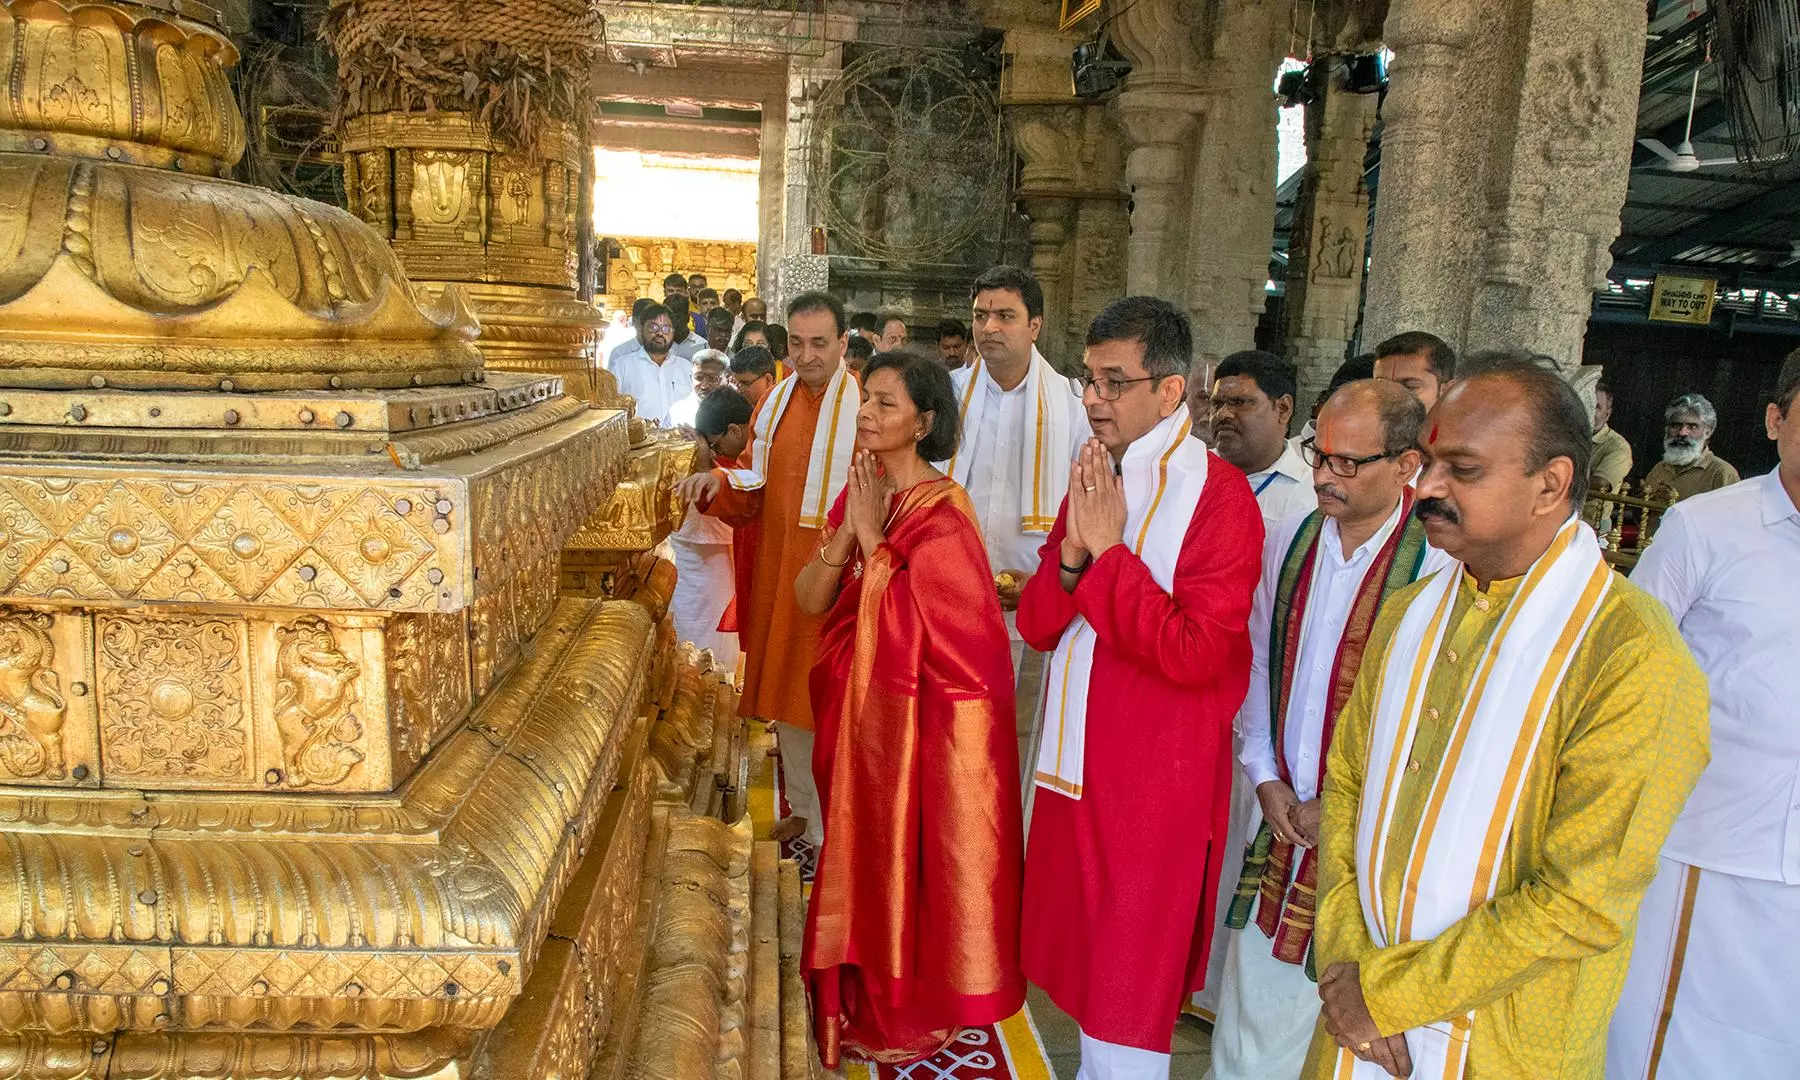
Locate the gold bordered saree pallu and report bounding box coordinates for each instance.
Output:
[1225,494,1430,979]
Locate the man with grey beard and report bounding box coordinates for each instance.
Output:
[1645,393,1740,502]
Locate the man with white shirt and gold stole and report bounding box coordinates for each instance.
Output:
[940,266,1087,770]
[1607,355,1800,1080]
[1206,380,1452,1080]
[1301,354,1708,1080]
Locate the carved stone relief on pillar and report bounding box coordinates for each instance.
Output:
[1284,66,1379,412]
[1109,0,1289,368]
[1008,94,1128,368]
[1363,0,1647,371]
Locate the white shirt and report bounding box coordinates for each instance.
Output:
[1635,469,1800,883]
[948,361,1087,640]
[672,332,705,361]
[1246,441,1318,526]
[670,395,732,546]
[1289,418,1316,455]
[949,362,1087,578]
[599,320,635,360]
[1239,502,1455,798]
[611,346,694,427]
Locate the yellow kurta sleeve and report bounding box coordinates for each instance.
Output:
[1357,603,1710,1035]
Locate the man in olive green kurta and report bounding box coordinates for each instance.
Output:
[1302,357,1709,1080]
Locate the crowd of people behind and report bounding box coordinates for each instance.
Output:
[593,265,1798,1080]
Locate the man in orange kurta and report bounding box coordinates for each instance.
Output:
[678,292,860,849]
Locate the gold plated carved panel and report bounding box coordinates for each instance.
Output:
[96,612,251,785]
[565,433,694,553]
[0,472,462,610]
[386,610,471,773]
[0,0,247,173]
[0,606,93,785]
[259,614,388,790]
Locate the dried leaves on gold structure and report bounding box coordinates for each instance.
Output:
[322,0,603,159]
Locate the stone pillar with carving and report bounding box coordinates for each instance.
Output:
[1007,46,1130,370]
[777,43,848,314]
[325,0,617,403]
[1109,0,1291,368]
[1283,64,1379,413]
[1362,0,1647,370]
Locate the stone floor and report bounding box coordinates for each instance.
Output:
[1027,985,1215,1079]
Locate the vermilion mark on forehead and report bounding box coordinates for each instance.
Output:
[1316,413,1338,454]
[1429,423,1440,445]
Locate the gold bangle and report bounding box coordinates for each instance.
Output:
[818,548,850,568]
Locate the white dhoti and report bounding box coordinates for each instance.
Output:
[1201,924,1317,1080]
[668,536,739,672]
[1011,632,1050,823]
[1607,855,1800,1080]
[773,721,822,848]
[1075,1031,1169,1080]
[1190,761,1257,1020]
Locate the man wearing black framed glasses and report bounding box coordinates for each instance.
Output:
[1017,296,1263,1080]
[1211,379,1451,1080]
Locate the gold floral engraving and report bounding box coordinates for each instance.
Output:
[0,611,65,779]
[566,435,695,552]
[337,114,604,400]
[273,616,365,787]
[97,614,247,782]
[386,610,469,771]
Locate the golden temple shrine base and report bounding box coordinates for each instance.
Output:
[0,0,808,1073]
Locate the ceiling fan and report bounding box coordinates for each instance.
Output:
[1639,68,1741,173]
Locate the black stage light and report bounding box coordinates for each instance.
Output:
[1072,36,1131,100]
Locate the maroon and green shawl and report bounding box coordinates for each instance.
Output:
[1224,493,1430,979]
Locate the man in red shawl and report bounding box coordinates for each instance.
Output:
[1017,297,1262,1078]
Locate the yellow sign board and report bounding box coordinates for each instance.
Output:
[1060,0,1104,31]
[1648,274,1717,325]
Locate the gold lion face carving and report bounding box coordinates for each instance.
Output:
[0,612,67,780]
[273,616,365,787]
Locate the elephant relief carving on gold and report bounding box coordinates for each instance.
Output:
[0,612,67,780]
[273,616,365,786]
[412,151,471,226]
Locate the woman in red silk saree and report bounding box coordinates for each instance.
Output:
[793,351,1025,1068]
